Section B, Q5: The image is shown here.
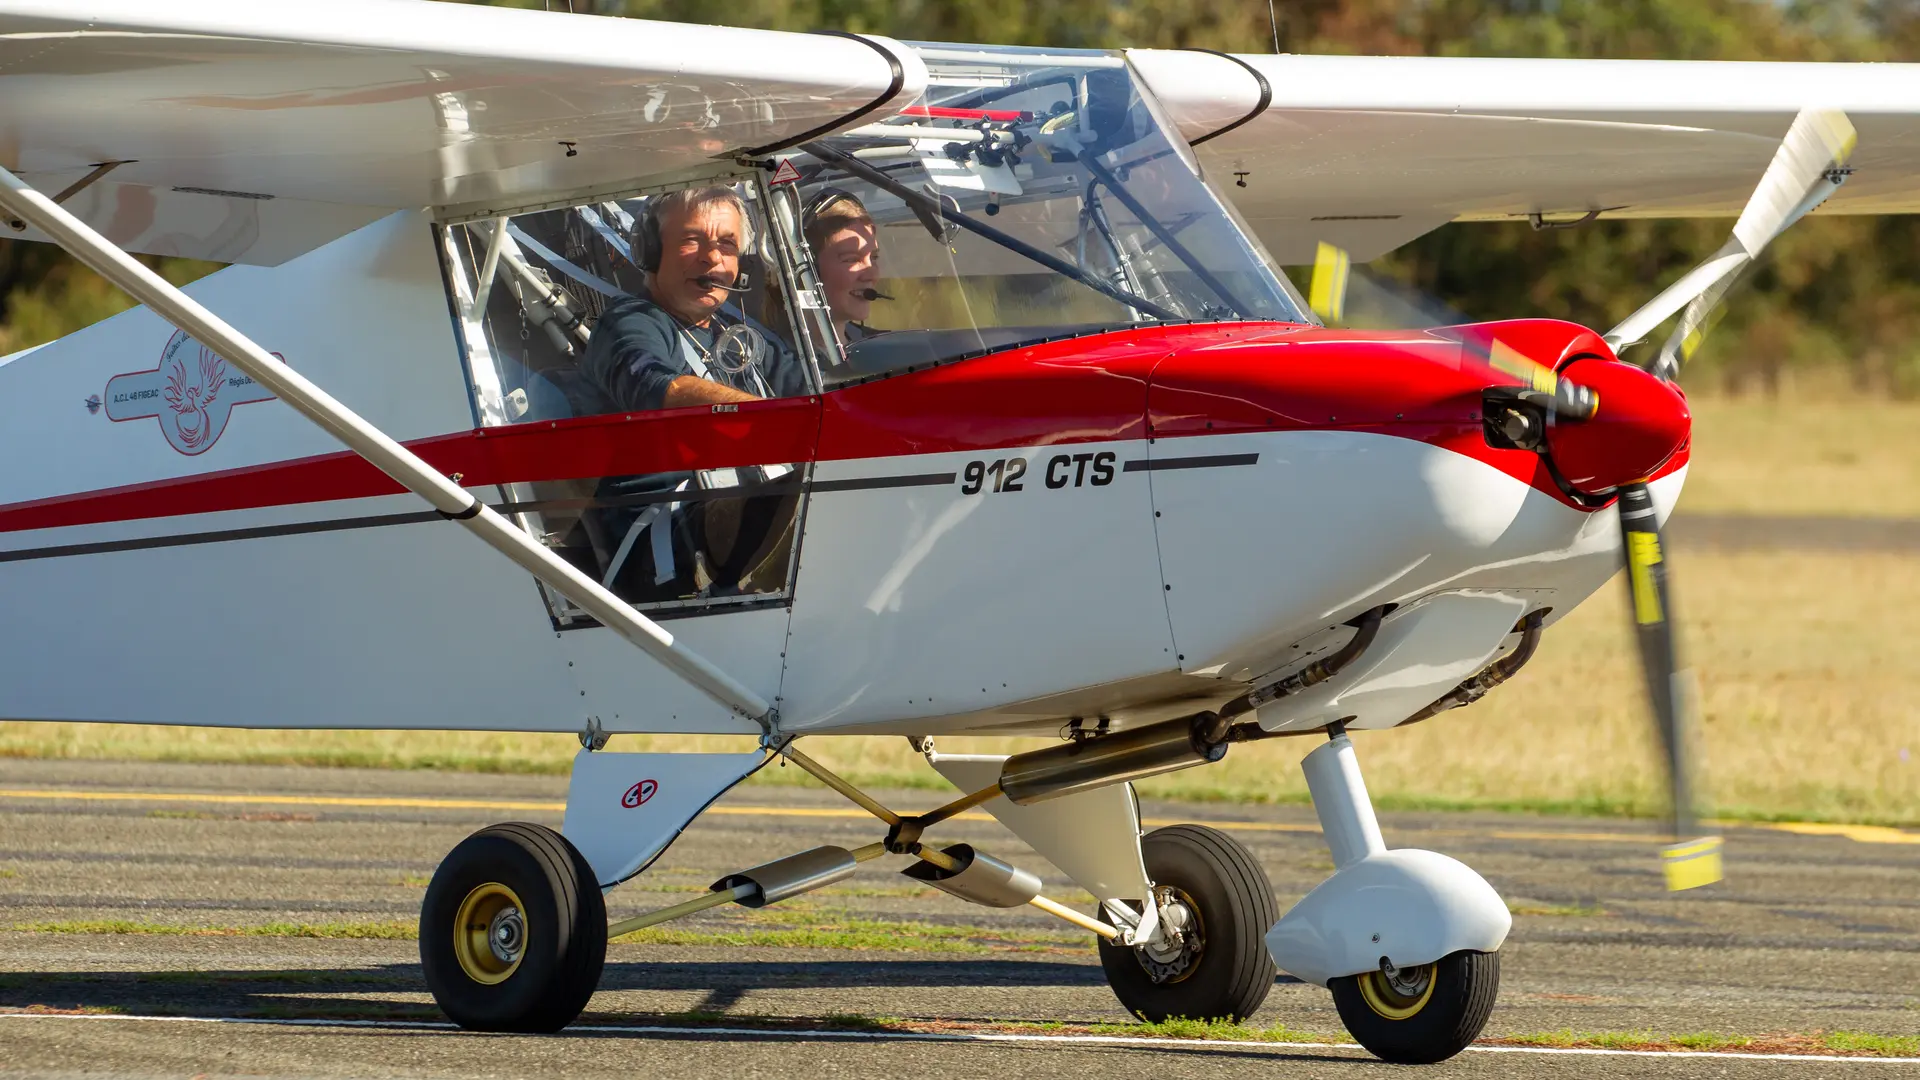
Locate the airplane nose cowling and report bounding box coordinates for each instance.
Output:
[1544,358,1691,496]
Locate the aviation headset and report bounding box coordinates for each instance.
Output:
[632,187,758,274]
[800,186,864,251]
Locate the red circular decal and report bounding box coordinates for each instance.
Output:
[620,779,658,809]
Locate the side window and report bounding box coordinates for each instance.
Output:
[439,178,817,621]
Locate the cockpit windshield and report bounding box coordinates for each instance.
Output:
[797,45,1307,384]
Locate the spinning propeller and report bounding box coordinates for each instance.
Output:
[1304,108,1856,892]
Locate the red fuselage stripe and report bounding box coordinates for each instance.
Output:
[0,322,1686,535]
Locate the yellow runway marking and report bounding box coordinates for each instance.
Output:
[1766,821,1920,845]
[0,787,1909,845]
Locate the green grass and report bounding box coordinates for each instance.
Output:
[1825,1032,1920,1056]
[612,913,1087,953]
[1496,1029,1920,1056]
[1078,1017,1344,1044]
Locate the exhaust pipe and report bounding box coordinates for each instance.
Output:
[998,712,1227,805]
[998,605,1392,806]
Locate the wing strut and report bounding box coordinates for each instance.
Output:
[0,165,772,727]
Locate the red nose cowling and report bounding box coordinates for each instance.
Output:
[1544,357,1692,496]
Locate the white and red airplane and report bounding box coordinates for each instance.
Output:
[0,0,1912,1063]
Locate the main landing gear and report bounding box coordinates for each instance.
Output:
[1098,824,1278,1022]
[419,823,606,1032]
[416,728,1510,1063]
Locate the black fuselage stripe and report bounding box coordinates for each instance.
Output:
[1122,453,1260,472]
[0,472,959,562]
[809,472,956,492]
[0,511,446,563]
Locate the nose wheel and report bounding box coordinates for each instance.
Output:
[1097,824,1278,1022]
[420,822,607,1032]
[1330,949,1500,1064]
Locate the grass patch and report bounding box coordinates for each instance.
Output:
[392,874,431,888]
[1492,1029,1920,1057]
[1685,399,1920,518]
[1080,1017,1344,1044]
[9,920,416,940]
[1826,1032,1920,1056]
[13,1004,126,1016]
[611,912,1086,954]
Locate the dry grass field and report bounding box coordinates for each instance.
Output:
[4,399,1916,825]
[1685,398,1920,518]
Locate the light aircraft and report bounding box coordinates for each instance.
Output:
[0,0,1912,1064]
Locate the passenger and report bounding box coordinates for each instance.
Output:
[802,188,885,344]
[580,187,806,410]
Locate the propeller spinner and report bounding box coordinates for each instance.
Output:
[1303,107,1856,891]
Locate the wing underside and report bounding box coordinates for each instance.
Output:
[3,1,1919,268]
[0,0,925,263]
[1131,50,1920,261]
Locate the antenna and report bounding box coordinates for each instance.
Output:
[1268,0,1282,53]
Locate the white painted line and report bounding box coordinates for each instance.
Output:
[3,1012,1915,1064]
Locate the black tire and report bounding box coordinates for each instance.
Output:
[1098,824,1279,1022]
[1330,949,1500,1064]
[420,822,607,1032]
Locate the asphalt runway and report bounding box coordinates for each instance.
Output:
[0,758,1915,1078]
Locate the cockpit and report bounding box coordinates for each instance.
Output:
[803,45,1307,382]
[434,45,1306,627]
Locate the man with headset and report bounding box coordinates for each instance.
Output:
[574,185,807,604]
[581,186,806,411]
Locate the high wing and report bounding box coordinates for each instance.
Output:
[4,0,1919,270]
[1132,50,1920,261]
[0,0,923,264]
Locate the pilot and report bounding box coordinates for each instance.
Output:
[580,186,806,410]
[802,188,885,344]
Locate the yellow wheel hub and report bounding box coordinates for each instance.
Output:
[452,882,526,986]
[1357,963,1436,1020]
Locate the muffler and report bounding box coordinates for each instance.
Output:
[903,843,1042,908]
[998,712,1227,805]
[712,845,858,908]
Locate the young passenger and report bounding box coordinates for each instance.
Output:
[802,188,885,344]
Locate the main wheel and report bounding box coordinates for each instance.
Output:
[1098,824,1278,1022]
[1330,950,1499,1064]
[420,822,607,1032]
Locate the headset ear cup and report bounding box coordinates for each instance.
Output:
[635,202,661,273]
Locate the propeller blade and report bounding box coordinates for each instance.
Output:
[1616,482,1722,892]
[1307,241,1351,324]
[1604,108,1856,362]
[1304,241,1598,423]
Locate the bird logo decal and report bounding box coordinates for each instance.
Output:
[163,344,226,451]
[103,329,278,455]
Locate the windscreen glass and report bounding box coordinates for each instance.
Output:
[795,45,1306,384]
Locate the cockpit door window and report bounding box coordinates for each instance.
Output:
[437,171,822,625]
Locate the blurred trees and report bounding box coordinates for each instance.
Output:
[2,0,1914,394]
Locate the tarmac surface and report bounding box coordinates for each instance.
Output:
[0,758,1915,1078]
